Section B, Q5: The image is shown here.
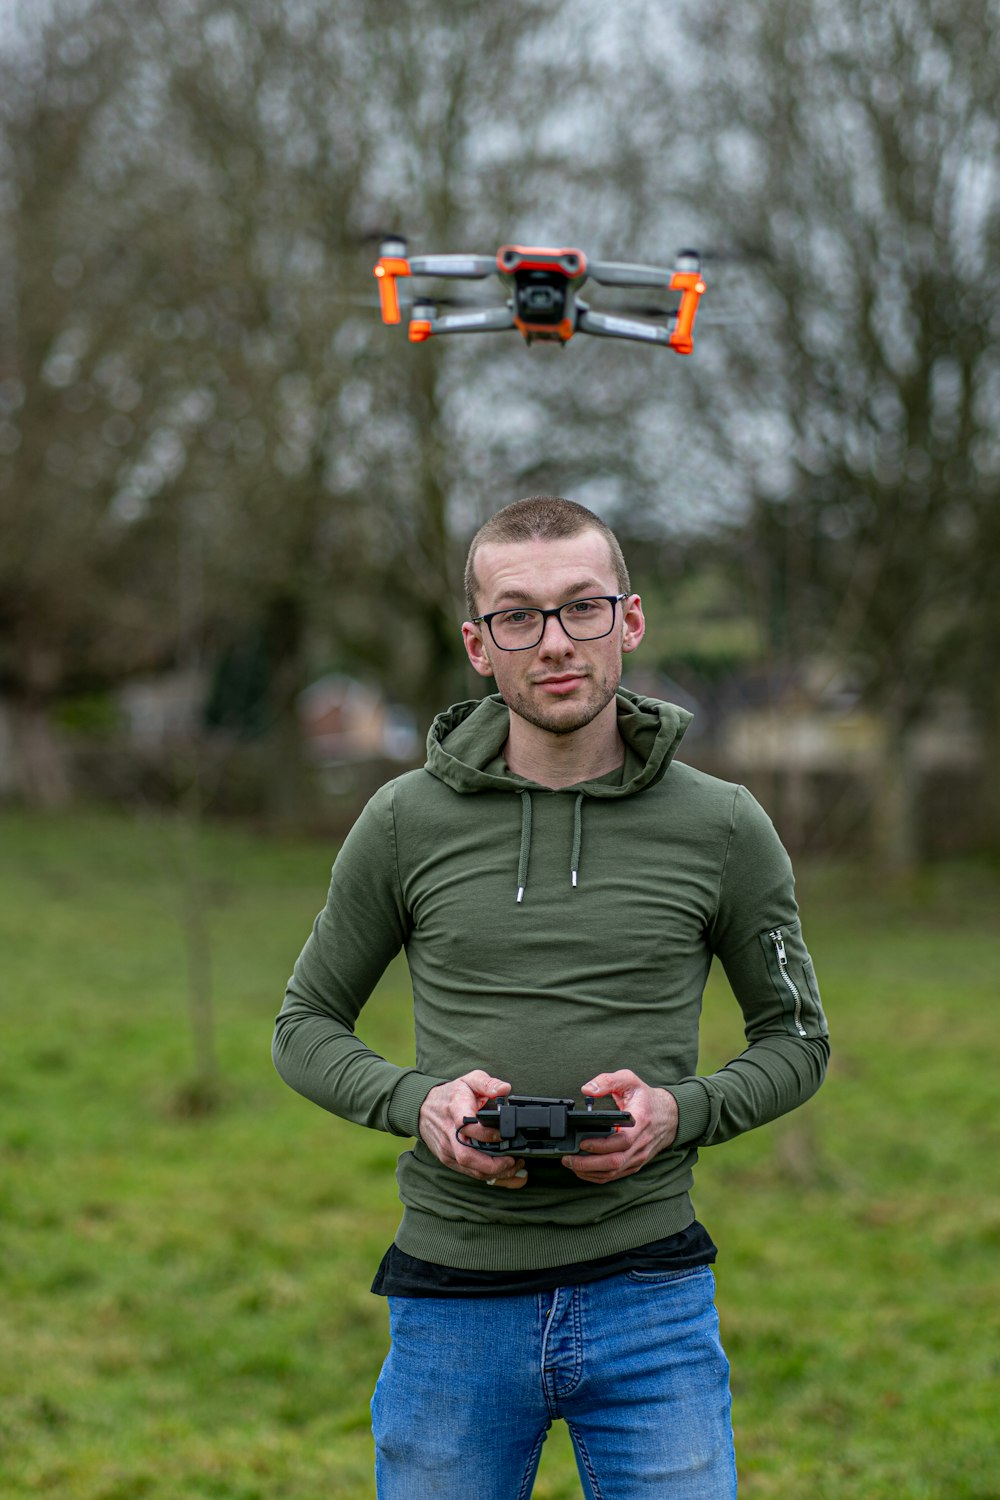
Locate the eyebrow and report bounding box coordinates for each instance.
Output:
[492,579,605,607]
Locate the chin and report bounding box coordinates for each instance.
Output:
[518,691,614,737]
[544,706,602,735]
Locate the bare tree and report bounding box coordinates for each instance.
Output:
[0,1,188,802]
[632,0,1000,867]
[1,0,747,809]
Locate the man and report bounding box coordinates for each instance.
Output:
[273,495,829,1499]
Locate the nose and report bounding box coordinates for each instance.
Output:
[537,611,576,655]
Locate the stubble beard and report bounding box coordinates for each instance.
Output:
[500,665,622,737]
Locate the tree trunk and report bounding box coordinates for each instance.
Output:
[175,783,218,1103]
[870,715,920,876]
[259,593,314,828]
[973,695,1000,855]
[5,697,73,808]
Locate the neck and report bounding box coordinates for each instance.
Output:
[503,701,625,788]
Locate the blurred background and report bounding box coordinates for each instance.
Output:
[2,0,998,870]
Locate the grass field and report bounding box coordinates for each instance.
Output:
[1,807,998,1499]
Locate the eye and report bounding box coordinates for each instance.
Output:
[566,598,599,615]
[498,609,535,626]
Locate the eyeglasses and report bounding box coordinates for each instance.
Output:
[471,594,628,651]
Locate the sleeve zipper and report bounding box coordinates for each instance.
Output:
[768,928,808,1036]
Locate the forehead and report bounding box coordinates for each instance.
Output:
[474,530,618,610]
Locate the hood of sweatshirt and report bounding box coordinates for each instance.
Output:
[424,689,692,901]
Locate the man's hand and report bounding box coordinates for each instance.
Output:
[561,1070,679,1183]
[417,1070,528,1190]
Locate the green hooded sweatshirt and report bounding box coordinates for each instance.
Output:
[273,690,829,1272]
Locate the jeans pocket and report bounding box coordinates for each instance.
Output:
[624,1265,713,1286]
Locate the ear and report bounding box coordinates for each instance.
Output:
[621,593,645,656]
[462,620,496,679]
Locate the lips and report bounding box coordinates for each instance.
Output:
[534,674,588,694]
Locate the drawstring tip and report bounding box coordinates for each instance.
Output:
[516,886,524,904]
[571,870,578,888]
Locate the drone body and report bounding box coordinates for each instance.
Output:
[373,238,707,355]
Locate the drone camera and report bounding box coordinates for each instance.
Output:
[522,283,561,311]
[515,274,567,325]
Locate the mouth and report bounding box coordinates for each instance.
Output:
[534,673,588,695]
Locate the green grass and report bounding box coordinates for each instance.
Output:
[1,808,997,1498]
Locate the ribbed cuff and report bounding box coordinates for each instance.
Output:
[386,1069,448,1138]
[667,1079,713,1147]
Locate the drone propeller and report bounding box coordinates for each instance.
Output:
[337,289,496,313]
[601,287,768,325]
[353,227,409,247]
[614,303,673,319]
[693,312,771,325]
[335,290,405,311]
[696,244,771,265]
[416,293,498,310]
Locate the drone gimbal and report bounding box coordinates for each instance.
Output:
[374,239,706,354]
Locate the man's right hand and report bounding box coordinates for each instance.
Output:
[417,1070,528,1189]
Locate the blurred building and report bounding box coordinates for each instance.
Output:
[297,674,418,766]
[646,661,985,858]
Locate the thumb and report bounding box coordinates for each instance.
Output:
[463,1071,512,1101]
[582,1070,641,1101]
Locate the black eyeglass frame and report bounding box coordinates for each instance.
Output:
[470,593,629,652]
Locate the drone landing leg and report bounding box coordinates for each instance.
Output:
[667,270,707,355]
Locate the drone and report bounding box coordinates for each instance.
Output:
[373,237,707,354]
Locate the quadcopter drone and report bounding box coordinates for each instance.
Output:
[373,237,707,354]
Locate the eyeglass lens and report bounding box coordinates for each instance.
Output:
[490,597,616,649]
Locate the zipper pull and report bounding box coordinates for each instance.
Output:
[769,928,788,965]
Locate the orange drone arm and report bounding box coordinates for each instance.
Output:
[373,255,411,324]
[667,269,707,355]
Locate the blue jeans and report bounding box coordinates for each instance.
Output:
[371,1265,737,1499]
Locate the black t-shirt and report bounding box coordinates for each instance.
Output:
[371,1220,717,1298]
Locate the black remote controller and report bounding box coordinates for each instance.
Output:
[458,1094,634,1157]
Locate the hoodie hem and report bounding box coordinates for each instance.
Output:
[393,1195,695,1272]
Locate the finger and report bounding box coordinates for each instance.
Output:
[561,1152,642,1181]
[462,1071,512,1101]
[576,1132,630,1155]
[569,1145,636,1171]
[457,1123,503,1144]
[481,1156,526,1183]
[458,1149,518,1177]
[581,1070,640,1099]
[485,1167,529,1191]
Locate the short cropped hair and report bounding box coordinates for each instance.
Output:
[464,495,630,617]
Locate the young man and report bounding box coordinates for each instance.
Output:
[273,496,829,1499]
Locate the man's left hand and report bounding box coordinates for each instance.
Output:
[561,1070,679,1183]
